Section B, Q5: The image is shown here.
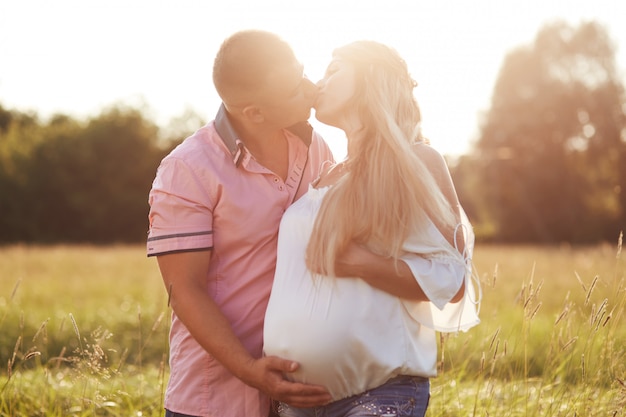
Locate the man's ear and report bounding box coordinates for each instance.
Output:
[241,105,265,123]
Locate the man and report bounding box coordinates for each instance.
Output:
[147,30,334,417]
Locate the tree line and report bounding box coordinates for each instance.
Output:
[0,106,183,244]
[0,21,624,245]
[452,20,626,243]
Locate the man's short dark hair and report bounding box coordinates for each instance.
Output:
[213,30,297,105]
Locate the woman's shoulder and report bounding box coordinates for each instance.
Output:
[412,140,448,174]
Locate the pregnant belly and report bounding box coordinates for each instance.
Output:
[263,278,403,399]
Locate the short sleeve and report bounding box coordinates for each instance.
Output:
[400,254,466,310]
[400,263,481,333]
[400,209,481,333]
[147,157,214,256]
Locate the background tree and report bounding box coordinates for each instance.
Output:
[0,107,45,242]
[453,21,626,243]
[0,106,175,244]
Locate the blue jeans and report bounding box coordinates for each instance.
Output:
[276,375,430,417]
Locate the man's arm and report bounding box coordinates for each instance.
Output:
[157,250,332,407]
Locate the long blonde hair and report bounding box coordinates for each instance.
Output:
[307,40,458,275]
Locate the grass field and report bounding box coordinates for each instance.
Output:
[0,242,625,416]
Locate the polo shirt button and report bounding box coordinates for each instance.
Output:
[279,185,284,191]
[273,177,279,183]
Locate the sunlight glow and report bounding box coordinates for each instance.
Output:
[0,0,624,158]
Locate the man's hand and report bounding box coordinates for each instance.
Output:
[241,356,332,408]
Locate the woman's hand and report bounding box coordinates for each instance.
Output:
[306,241,370,277]
[333,241,371,277]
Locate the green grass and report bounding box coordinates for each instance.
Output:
[429,241,626,416]
[1,242,625,416]
[0,245,169,416]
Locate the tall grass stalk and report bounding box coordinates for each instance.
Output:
[0,245,169,416]
[431,239,626,416]
[0,243,625,416]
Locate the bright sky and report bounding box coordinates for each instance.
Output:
[1,0,625,159]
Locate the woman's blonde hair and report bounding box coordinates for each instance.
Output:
[307,40,458,275]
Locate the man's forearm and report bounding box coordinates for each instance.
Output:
[168,281,257,382]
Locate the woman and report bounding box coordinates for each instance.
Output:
[263,40,480,417]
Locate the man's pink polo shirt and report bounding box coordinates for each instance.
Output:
[147,106,334,417]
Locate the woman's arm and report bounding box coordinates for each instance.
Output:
[414,143,465,253]
[320,145,467,304]
[327,242,465,304]
[331,243,428,300]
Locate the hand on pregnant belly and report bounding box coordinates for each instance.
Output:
[244,355,332,407]
[264,276,402,400]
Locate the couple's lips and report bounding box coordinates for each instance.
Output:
[313,94,323,109]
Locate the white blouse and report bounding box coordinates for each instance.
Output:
[263,185,480,400]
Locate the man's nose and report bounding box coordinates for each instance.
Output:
[303,77,319,96]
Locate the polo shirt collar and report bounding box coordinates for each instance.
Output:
[214,104,245,166]
[214,103,313,167]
